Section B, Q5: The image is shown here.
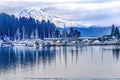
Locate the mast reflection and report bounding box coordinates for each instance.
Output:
[0,46,56,71]
[0,45,119,73]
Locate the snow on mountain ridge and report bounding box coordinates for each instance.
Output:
[19,7,85,27]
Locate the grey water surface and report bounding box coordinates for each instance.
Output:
[0,45,120,79]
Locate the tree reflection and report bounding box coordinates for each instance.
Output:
[0,47,16,70]
[1,45,119,73]
[0,46,56,71]
[112,47,120,60]
[70,46,79,64]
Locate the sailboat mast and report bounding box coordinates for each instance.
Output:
[18,28,20,41]
[22,26,25,40]
[7,29,10,41]
[43,26,45,39]
[8,29,9,37]
[35,28,39,39]
[52,28,54,38]
[30,30,34,39]
[64,23,66,40]
[16,28,20,41]
[48,27,50,38]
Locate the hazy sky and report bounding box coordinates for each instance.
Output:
[0,0,120,26]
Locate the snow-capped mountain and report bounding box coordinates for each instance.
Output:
[18,7,85,27]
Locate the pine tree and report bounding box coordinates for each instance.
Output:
[54,29,60,38]
[114,27,120,38]
[70,27,74,37]
[111,24,115,36]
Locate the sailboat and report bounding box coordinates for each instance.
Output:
[1,29,13,47]
[12,27,27,46]
[27,28,43,48]
[34,28,42,48]
[59,23,68,46]
[44,27,55,46]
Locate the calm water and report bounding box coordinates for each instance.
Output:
[0,45,120,79]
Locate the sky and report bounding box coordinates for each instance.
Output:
[0,0,120,26]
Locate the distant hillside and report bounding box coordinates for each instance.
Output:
[59,27,112,37]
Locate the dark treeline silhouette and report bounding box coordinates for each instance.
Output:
[60,27,112,37]
[111,24,120,39]
[61,27,81,38]
[68,27,81,38]
[0,13,58,40]
[0,13,81,40]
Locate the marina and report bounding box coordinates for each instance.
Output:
[0,25,119,47]
[0,36,120,48]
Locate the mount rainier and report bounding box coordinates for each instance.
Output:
[18,7,84,27]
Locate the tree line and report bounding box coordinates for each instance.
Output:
[111,24,120,39]
[0,13,81,40]
[0,13,57,40]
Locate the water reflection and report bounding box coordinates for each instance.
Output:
[0,46,119,67]
[0,46,92,70]
[0,46,56,71]
[0,45,120,78]
[112,46,120,60]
